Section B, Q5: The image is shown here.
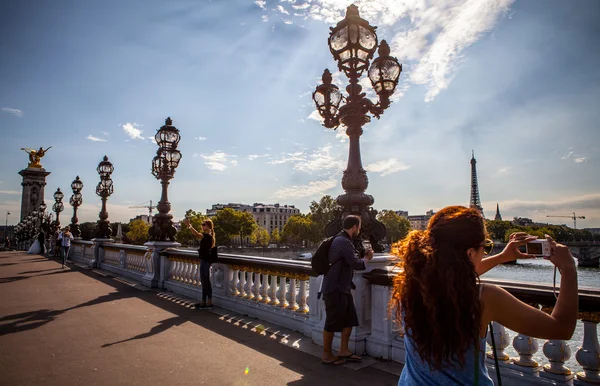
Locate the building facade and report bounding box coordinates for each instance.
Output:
[206,203,301,234]
[395,210,435,231]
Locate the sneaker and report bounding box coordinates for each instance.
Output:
[196,303,207,310]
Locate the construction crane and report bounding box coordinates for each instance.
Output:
[546,212,586,229]
[129,200,157,223]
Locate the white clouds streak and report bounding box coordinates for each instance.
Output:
[86,135,107,142]
[1,107,23,117]
[273,179,337,199]
[200,151,238,171]
[255,0,266,10]
[268,146,344,174]
[0,190,21,195]
[365,158,411,176]
[277,5,290,15]
[122,122,144,140]
[248,154,271,160]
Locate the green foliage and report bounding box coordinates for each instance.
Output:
[79,222,96,241]
[213,208,239,246]
[308,195,338,241]
[175,209,207,246]
[377,210,411,243]
[126,219,150,244]
[271,228,281,245]
[281,215,314,246]
[252,227,270,247]
[237,211,258,246]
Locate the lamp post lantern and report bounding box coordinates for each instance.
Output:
[69,176,83,238]
[52,188,64,228]
[95,156,114,239]
[312,4,402,251]
[148,117,182,242]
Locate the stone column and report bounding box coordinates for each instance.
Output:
[19,167,50,220]
[143,241,181,288]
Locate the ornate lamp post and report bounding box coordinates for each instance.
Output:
[148,117,182,242]
[52,188,64,228]
[69,176,83,238]
[312,4,402,251]
[95,156,114,239]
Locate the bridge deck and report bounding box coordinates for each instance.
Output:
[0,251,399,386]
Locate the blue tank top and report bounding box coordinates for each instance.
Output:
[399,332,493,385]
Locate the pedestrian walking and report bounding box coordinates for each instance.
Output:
[183,218,217,309]
[391,206,578,385]
[321,214,373,366]
[37,228,46,255]
[57,226,74,269]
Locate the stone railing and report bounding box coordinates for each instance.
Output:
[66,239,599,385]
[364,269,600,386]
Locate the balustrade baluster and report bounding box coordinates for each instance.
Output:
[260,273,270,303]
[287,278,298,310]
[239,270,247,297]
[541,339,574,384]
[184,261,192,284]
[253,272,261,301]
[232,268,240,296]
[246,271,254,300]
[576,320,600,384]
[278,276,288,307]
[170,259,177,281]
[486,322,511,363]
[298,279,308,313]
[269,274,279,306]
[511,333,541,375]
[191,262,198,286]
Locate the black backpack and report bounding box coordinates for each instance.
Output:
[208,247,218,263]
[311,234,341,275]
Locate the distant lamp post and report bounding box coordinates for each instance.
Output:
[4,210,9,238]
[148,117,182,242]
[95,156,114,239]
[69,176,84,238]
[312,4,402,251]
[52,188,64,228]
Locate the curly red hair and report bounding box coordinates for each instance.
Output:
[389,206,487,369]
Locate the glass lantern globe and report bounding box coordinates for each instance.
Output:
[54,188,64,202]
[368,40,402,97]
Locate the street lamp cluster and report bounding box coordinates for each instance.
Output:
[312,4,402,251]
[95,156,114,239]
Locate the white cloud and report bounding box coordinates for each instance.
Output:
[290,0,513,102]
[86,135,107,142]
[147,136,157,144]
[365,158,411,176]
[574,157,586,163]
[273,179,337,199]
[284,20,294,24]
[122,122,144,140]
[262,14,269,22]
[200,151,238,171]
[102,131,109,136]
[268,146,344,174]
[497,167,511,174]
[0,190,21,195]
[560,151,574,160]
[195,136,207,141]
[248,154,271,160]
[255,0,266,10]
[277,5,290,15]
[1,107,23,117]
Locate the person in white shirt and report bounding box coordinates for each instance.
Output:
[57,226,74,269]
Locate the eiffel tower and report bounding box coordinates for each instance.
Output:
[470,151,484,218]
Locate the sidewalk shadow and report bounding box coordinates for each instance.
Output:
[101,316,187,348]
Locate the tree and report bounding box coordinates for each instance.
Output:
[126,219,150,245]
[80,222,96,241]
[237,211,258,247]
[271,228,281,245]
[213,208,240,246]
[175,209,207,246]
[282,215,314,246]
[377,210,411,244]
[308,195,338,241]
[485,220,514,242]
[252,227,270,247]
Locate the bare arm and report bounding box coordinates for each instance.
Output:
[182,219,204,240]
[482,243,578,340]
[477,232,537,276]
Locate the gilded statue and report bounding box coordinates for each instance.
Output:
[21,146,52,168]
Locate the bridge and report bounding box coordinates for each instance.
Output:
[490,242,600,267]
[2,241,600,386]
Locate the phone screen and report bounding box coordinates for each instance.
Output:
[526,242,543,255]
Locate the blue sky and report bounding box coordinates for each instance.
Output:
[1,0,599,228]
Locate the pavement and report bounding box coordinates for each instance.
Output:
[0,251,401,386]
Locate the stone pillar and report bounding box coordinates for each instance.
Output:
[19,167,50,220]
[143,241,181,288]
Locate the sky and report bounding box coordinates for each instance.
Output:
[1,0,599,229]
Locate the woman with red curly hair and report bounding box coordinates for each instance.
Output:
[391,206,578,385]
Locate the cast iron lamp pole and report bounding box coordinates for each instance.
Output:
[312,4,402,251]
[148,117,182,242]
[95,156,114,239]
[69,176,83,238]
[52,188,64,228]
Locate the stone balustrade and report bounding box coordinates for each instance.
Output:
[64,240,599,385]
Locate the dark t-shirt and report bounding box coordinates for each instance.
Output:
[198,233,214,261]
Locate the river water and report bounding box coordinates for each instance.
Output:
[483,258,599,374]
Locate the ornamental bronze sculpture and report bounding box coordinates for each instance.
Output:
[20,146,53,168]
[312,4,402,252]
[148,117,182,242]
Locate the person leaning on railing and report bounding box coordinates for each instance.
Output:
[390,205,578,386]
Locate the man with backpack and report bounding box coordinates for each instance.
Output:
[320,215,373,366]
